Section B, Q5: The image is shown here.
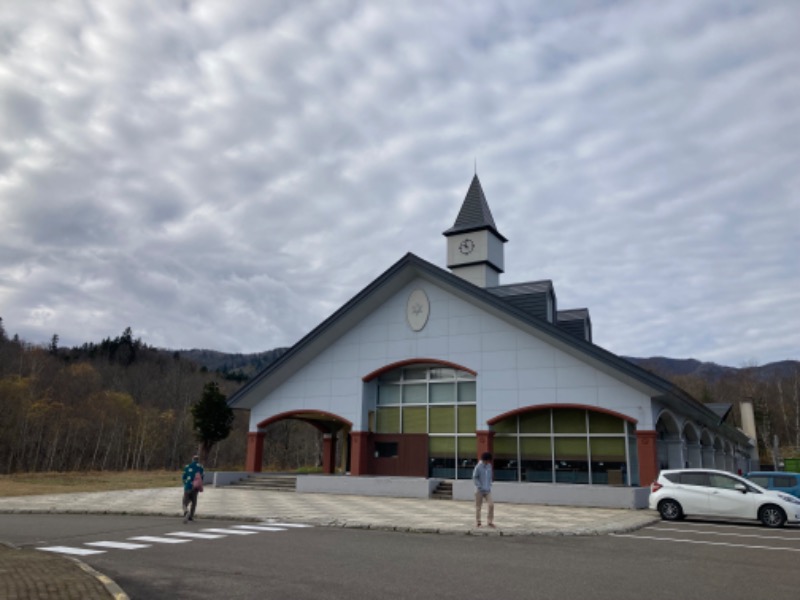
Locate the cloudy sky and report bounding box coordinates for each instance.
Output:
[1,1,798,367]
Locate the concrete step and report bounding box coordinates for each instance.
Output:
[229,475,297,492]
[431,480,453,500]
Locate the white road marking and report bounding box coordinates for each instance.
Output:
[85,541,151,550]
[264,523,313,528]
[167,532,226,539]
[37,546,106,556]
[200,528,258,535]
[611,533,800,552]
[233,525,288,532]
[129,536,192,544]
[651,526,800,542]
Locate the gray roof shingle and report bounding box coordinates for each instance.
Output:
[443,175,508,241]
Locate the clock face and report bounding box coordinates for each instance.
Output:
[406,289,430,332]
[458,238,475,255]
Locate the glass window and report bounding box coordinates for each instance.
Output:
[493,416,517,434]
[429,436,455,457]
[553,409,587,434]
[589,412,624,434]
[709,473,739,489]
[680,472,709,487]
[457,406,476,433]
[402,384,427,404]
[429,406,455,433]
[554,437,589,484]
[403,367,427,381]
[430,382,455,404]
[376,407,400,434]
[375,442,398,458]
[458,436,476,458]
[590,438,626,461]
[378,385,400,405]
[748,475,770,488]
[774,476,797,488]
[520,411,550,433]
[402,407,427,434]
[457,381,477,403]
[430,368,455,380]
[379,370,401,383]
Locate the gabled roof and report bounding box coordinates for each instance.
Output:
[487,280,554,296]
[226,252,748,444]
[443,175,508,241]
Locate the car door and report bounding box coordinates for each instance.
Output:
[676,472,712,515]
[707,473,756,518]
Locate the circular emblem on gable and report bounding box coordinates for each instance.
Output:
[406,289,430,332]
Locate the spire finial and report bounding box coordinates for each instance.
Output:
[474,157,477,175]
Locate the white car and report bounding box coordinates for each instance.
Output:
[649,468,800,528]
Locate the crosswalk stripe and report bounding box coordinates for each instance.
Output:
[264,523,313,528]
[129,536,191,544]
[167,532,225,539]
[37,546,106,556]
[85,541,150,550]
[611,533,800,552]
[232,525,288,532]
[201,528,258,535]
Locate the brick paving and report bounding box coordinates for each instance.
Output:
[0,488,659,598]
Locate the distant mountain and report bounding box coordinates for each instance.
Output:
[174,347,289,376]
[623,356,799,383]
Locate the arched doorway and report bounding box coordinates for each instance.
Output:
[246,411,352,474]
[656,411,682,470]
[682,422,702,468]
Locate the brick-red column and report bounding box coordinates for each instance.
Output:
[245,432,265,473]
[637,430,659,486]
[349,431,370,476]
[322,433,336,474]
[476,430,495,460]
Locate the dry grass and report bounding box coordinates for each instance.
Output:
[0,470,180,497]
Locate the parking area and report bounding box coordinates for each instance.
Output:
[612,519,800,553]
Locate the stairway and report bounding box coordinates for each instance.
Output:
[431,480,453,500]
[229,474,297,492]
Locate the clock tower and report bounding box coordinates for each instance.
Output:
[443,175,507,287]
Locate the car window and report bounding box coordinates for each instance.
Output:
[680,472,708,486]
[708,473,740,489]
[748,475,770,487]
[663,473,681,483]
[774,475,797,488]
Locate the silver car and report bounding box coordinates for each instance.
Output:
[649,468,800,528]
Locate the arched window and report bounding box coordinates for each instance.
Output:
[492,407,636,486]
[375,365,476,479]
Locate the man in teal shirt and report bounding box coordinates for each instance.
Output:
[182,455,204,524]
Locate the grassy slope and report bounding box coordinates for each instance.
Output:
[0,471,180,497]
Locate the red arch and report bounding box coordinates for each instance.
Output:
[362,358,477,382]
[256,410,353,430]
[486,403,638,426]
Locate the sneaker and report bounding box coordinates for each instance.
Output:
[488,523,496,528]
[476,522,482,527]
[182,510,188,524]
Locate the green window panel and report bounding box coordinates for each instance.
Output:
[376,407,400,434]
[378,385,400,405]
[457,381,477,403]
[429,406,455,433]
[554,436,588,460]
[458,436,476,458]
[520,437,551,460]
[429,436,455,458]
[553,409,587,433]
[457,405,476,433]
[590,437,626,460]
[492,416,517,434]
[402,383,427,404]
[430,382,455,404]
[493,436,517,459]
[520,411,551,433]
[379,370,401,382]
[589,411,624,434]
[402,406,427,434]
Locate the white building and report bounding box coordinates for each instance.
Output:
[228,176,755,504]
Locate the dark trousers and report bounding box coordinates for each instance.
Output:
[182,489,199,519]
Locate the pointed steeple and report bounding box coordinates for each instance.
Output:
[444,175,507,288]
[443,175,508,242]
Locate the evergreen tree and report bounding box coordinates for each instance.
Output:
[191,381,234,464]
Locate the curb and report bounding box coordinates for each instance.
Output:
[72,557,130,600]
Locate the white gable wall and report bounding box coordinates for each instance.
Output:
[249,278,653,432]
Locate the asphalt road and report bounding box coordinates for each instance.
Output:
[2,514,799,600]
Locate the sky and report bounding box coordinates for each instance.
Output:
[1,0,798,368]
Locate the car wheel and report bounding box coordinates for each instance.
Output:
[758,505,787,528]
[658,499,683,521]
